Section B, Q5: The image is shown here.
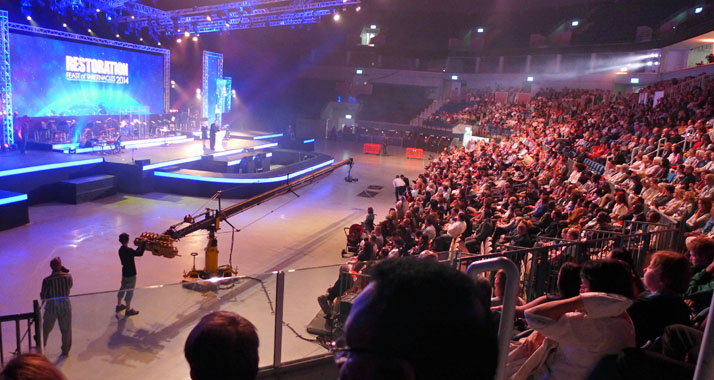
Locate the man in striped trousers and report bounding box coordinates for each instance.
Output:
[40,257,73,356]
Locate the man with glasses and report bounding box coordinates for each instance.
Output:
[334,258,497,380]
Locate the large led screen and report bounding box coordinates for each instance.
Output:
[9,32,165,117]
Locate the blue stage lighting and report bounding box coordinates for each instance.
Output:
[142,156,202,171]
[0,193,28,206]
[153,159,335,184]
[253,133,284,140]
[0,158,104,177]
[303,139,315,143]
[254,143,278,150]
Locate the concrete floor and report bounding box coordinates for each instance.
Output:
[0,140,426,379]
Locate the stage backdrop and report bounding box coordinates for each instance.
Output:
[10,31,165,117]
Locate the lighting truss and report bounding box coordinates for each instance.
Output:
[8,22,171,113]
[0,11,12,146]
[118,0,361,34]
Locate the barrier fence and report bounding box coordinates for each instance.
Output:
[458,226,680,300]
[0,224,686,378]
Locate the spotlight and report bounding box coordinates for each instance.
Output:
[115,34,120,38]
[527,76,534,82]
[356,6,361,11]
[87,28,92,33]
[96,8,100,12]
[176,38,182,43]
[177,28,181,32]
[26,16,31,21]
[193,36,198,41]
[370,24,377,29]
[196,88,201,93]
[131,15,135,19]
[139,37,143,41]
[646,61,653,66]
[107,15,112,21]
[158,42,161,46]
[225,22,230,27]
[333,13,341,21]
[345,114,352,119]
[451,75,459,80]
[477,27,484,33]
[696,6,704,13]
[630,78,640,84]
[571,20,579,27]
[356,69,363,74]
[184,31,190,37]
[62,23,67,27]
[654,61,660,66]
[620,67,628,72]
[206,15,212,21]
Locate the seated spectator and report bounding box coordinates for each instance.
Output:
[336,258,497,380]
[520,259,635,380]
[490,269,526,308]
[0,353,66,380]
[185,311,259,380]
[686,197,712,231]
[651,184,675,208]
[495,262,581,317]
[627,251,692,347]
[684,236,714,314]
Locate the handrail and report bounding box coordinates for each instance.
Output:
[0,300,42,366]
[466,257,520,380]
[693,287,714,380]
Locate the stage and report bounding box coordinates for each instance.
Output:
[0,132,329,230]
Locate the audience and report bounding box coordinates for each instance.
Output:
[0,353,66,380]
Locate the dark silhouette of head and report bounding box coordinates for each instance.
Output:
[185,311,259,380]
[338,258,497,380]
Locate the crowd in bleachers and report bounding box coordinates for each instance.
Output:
[322,73,714,379]
[8,74,714,380]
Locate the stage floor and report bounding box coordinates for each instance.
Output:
[0,140,427,379]
[0,138,265,171]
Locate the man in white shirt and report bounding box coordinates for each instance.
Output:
[447,213,468,239]
[393,175,406,201]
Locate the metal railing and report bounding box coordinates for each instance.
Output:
[466,257,520,380]
[459,227,680,300]
[0,300,42,366]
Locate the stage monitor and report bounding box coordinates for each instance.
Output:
[9,28,167,117]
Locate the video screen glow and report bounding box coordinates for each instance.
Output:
[10,32,164,117]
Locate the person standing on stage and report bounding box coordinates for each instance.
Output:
[201,122,208,148]
[209,120,219,151]
[40,257,73,356]
[116,233,145,316]
[17,116,29,154]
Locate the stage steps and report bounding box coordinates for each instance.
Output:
[57,175,117,204]
[0,190,29,231]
